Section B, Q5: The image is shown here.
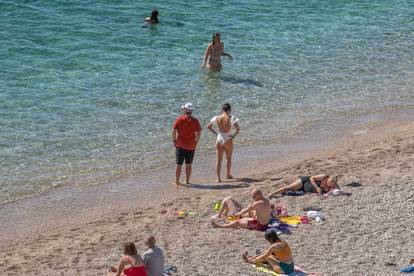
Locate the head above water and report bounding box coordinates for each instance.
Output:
[251,189,263,200]
[222,103,231,113]
[212,32,221,44]
[150,9,159,23]
[265,230,280,243]
[144,236,156,248]
[124,242,138,256]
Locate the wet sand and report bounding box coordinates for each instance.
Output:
[0,118,413,275]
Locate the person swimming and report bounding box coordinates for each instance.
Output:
[145,9,159,24]
[201,33,233,71]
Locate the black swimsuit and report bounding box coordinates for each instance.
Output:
[300,176,328,193]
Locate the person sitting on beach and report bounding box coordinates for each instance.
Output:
[211,189,271,231]
[201,33,233,71]
[145,9,159,24]
[242,230,295,274]
[267,174,340,199]
[108,242,147,276]
[207,103,240,182]
[142,236,165,276]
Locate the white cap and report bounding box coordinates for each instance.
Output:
[182,102,194,113]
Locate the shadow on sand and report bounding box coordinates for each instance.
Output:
[344,181,362,188]
[179,182,250,190]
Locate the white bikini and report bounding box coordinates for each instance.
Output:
[210,115,239,145]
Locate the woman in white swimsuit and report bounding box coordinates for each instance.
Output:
[207,103,240,182]
[201,33,233,71]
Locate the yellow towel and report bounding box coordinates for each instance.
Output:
[279,216,302,225]
[252,264,281,275]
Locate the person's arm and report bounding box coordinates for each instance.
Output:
[220,43,233,60]
[206,122,217,136]
[111,258,126,276]
[234,201,260,217]
[172,129,178,144]
[195,131,201,145]
[243,246,274,264]
[230,122,240,139]
[310,174,328,195]
[201,44,212,68]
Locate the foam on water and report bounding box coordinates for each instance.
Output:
[0,0,413,203]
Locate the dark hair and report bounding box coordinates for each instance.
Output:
[264,230,280,243]
[212,33,220,45]
[124,242,138,256]
[150,9,159,23]
[222,103,231,112]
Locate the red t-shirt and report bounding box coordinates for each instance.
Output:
[173,115,202,151]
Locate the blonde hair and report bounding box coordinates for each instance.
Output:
[328,175,338,184]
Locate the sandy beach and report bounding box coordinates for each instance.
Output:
[0,119,413,276]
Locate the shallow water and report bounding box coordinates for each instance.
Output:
[0,0,413,203]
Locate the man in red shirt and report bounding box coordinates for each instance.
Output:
[172,102,202,185]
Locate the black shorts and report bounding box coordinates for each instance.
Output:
[175,147,195,165]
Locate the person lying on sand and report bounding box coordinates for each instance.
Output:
[108,242,147,276]
[242,230,295,274]
[268,174,340,199]
[211,189,271,231]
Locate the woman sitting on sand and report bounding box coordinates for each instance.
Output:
[207,103,240,182]
[201,33,233,71]
[268,174,340,199]
[243,230,295,274]
[108,242,147,276]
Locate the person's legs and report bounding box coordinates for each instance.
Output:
[216,143,225,182]
[174,147,185,185]
[268,179,303,198]
[175,165,182,185]
[184,150,195,184]
[211,218,249,229]
[216,196,242,218]
[266,256,284,274]
[185,164,192,184]
[223,140,233,179]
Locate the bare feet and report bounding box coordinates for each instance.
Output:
[216,178,222,183]
[172,182,181,186]
[226,174,233,179]
[211,221,220,228]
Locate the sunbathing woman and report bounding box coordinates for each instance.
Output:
[108,242,147,276]
[242,230,295,274]
[268,174,340,199]
[201,33,233,71]
[207,103,240,182]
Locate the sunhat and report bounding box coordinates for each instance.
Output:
[182,102,194,113]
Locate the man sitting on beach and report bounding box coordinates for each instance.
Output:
[211,189,271,231]
[142,236,165,276]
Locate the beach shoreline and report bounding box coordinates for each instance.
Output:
[1,110,413,275]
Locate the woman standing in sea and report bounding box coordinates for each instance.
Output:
[201,33,233,71]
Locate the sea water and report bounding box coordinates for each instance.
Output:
[0,0,413,203]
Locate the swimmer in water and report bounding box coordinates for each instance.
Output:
[201,33,233,71]
[145,9,159,24]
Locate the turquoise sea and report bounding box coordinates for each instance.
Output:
[0,0,413,203]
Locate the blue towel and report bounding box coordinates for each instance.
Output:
[400,265,414,273]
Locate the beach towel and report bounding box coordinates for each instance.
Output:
[267,218,292,235]
[400,265,414,273]
[279,216,302,225]
[252,264,308,276]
